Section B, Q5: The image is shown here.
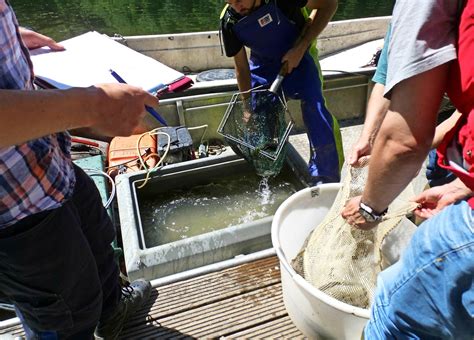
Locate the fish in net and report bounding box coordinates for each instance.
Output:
[218,88,294,177]
[292,159,419,308]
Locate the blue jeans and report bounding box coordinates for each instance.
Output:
[365,200,474,339]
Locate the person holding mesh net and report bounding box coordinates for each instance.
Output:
[342,0,474,338]
[220,0,343,184]
[349,23,459,187]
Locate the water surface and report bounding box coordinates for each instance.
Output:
[139,170,299,247]
[10,0,394,41]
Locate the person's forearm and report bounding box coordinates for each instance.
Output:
[361,64,450,212]
[360,82,390,147]
[235,66,251,95]
[18,27,64,51]
[448,177,473,197]
[432,109,462,148]
[362,118,432,212]
[0,88,97,147]
[233,48,252,99]
[298,0,337,52]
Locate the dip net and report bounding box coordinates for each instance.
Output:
[218,88,294,177]
[292,159,419,308]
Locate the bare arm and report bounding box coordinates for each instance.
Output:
[342,64,450,228]
[233,47,252,97]
[0,27,159,147]
[362,64,449,212]
[432,109,462,148]
[18,27,65,51]
[0,84,158,147]
[283,0,338,73]
[349,82,390,165]
[232,47,254,122]
[414,177,472,219]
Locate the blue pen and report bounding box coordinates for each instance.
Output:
[109,69,168,126]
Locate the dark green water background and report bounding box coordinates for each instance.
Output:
[10,0,393,41]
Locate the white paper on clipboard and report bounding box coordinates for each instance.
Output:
[30,31,184,92]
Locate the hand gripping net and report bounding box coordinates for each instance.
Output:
[292,160,419,309]
[218,88,294,177]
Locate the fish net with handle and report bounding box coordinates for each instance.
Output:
[218,88,294,177]
[292,159,419,308]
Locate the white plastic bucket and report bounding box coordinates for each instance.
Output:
[271,184,370,339]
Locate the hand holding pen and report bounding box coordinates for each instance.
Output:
[109,69,168,126]
[86,83,158,137]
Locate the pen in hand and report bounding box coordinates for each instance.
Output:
[109,69,168,126]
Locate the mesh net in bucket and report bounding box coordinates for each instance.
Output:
[218,89,294,177]
[292,160,419,308]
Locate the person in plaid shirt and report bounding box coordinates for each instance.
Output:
[0,1,155,338]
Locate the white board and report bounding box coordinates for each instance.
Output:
[30,31,184,92]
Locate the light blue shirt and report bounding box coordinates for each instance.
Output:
[372,24,391,86]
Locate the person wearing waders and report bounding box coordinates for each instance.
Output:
[220,0,343,184]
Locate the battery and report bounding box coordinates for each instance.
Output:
[157,126,194,164]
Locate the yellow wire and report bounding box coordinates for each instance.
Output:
[134,125,208,188]
[135,129,171,189]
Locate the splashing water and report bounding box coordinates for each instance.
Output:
[139,169,301,247]
[258,176,273,205]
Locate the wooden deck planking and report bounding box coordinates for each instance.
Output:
[229,315,305,338]
[0,244,304,339]
[124,256,281,324]
[120,255,304,339]
[123,292,287,338]
[3,325,23,338]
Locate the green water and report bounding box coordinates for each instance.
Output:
[139,171,299,248]
[10,0,393,41]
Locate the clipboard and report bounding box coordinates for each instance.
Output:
[30,31,193,94]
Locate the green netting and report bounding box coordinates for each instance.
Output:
[218,89,294,177]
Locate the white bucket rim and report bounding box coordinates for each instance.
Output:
[271,184,371,319]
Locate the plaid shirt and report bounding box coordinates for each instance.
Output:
[0,0,75,228]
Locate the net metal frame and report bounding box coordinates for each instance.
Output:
[217,88,294,162]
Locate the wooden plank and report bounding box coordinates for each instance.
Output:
[0,325,23,337]
[125,256,280,325]
[121,256,304,339]
[0,256,304,339]
[229,316,302,338]
[120,283,289,338]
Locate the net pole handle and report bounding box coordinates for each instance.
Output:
[269,62,288,93]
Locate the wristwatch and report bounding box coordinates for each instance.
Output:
[358,202,388,222]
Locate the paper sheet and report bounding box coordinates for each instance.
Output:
[30,31,184,92]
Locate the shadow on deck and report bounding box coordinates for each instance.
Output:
[120,256,304,339]
[1,256,305,339]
